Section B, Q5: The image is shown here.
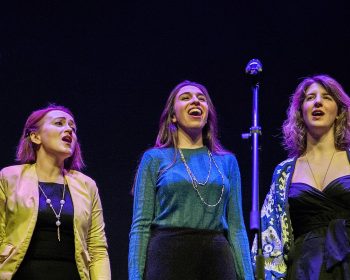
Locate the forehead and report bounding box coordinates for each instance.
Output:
[176,85,204,96]
[43,110,75,122]
[305,83,327,94]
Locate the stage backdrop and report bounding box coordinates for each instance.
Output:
[1,1,350,278]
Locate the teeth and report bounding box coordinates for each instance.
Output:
[189,108,202,116]
[312,111,324,116]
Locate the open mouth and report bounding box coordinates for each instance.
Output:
[312,110,324,116]
[188,108,202,116]
[62,135,72,144]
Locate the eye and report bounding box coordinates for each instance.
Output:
[198,95,207,102]
[324,95,333,100]
[55,121,63,126]
[304,95,314,101]
[180,95,190,101]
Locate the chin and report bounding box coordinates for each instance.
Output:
[60,149,74,157]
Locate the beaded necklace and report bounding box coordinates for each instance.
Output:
[38,179,66,241]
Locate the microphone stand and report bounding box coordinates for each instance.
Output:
[242,59,265,280]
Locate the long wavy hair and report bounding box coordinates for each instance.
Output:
[155,80,226,153]
[16,104,85,170]
[131,81,227,195]
[282,74,350,157]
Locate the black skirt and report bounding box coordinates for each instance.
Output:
[144,227,237,280]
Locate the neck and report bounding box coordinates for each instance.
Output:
[305,129,337,157]
[177,127,204,149]
[35,155,65,183]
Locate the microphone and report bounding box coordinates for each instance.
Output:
[245,59,263,76]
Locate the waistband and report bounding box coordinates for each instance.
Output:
[151,226,225,237]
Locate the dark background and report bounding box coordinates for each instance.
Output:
[1,1,350,278]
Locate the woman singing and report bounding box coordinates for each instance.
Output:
[252,74,350,279]
[0,105,111,279]
[129,80,253,280]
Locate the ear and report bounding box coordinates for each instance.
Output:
[30,132,41,145]
[171,114,177,123]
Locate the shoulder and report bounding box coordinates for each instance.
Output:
[211,151,241,176]
[273,157,296,175]
[67,169,97,189]
[140,147,175,164]
[212,150,238,165]
[277,157,295,168]
[0,164,32,178]
[143,147,174,158]
[212,150,235,159]
[268,157,296,198]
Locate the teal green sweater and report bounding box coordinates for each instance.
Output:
[128,147,253,279]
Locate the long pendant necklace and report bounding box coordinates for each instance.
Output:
[38,180,66,241]
[179,148,225,207]
[305,150,336,190]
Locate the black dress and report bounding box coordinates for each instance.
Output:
[287,175,350,279]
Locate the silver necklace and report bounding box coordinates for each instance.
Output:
[179,148,225,207]
[181,149,213,185]
[305,150,336,190]
[38,180,66,241]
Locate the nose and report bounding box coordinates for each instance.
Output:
[314,94,323,107]
[64,125,73,134]
[191,95,200,104]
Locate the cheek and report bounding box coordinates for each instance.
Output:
[173,103,182,112]
[45,127,61,136]
[302,113,309,125]
[301,104,309,116]
[332,105,339,116]
[172,105,183,119]
[42,131,58,143]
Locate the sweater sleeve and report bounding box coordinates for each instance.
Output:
[226,155,254,280]
[128,151,159,280]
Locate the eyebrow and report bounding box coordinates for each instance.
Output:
[178,92,205,96]
[305,91,330,95]
[52,117,76,125]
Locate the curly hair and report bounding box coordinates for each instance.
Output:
[16,104,85,170]
[282,74,350,157]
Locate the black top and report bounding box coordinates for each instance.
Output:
[287,175,350,279]
[13,182,80,280]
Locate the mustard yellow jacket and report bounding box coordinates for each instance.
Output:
[0,164,111,280]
